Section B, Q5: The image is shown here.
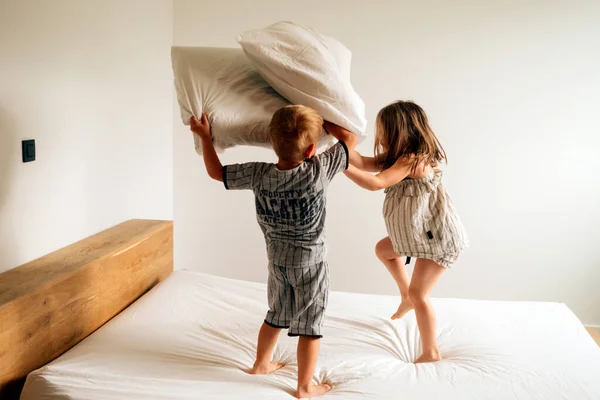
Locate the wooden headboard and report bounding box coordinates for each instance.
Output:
[0,219,173,399]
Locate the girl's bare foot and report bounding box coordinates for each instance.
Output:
[249,361,285,374]
[414,350,441,363]
[391,299,414,320]
[296,383,331,398]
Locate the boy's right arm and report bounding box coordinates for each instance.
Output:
[190,114,223,182]
[190,114,261,190]
[323,121,380,172]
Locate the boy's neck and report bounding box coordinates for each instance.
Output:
[276,159,303,171]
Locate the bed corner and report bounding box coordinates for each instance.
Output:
[0,219,173,399]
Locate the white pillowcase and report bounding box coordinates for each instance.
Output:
[172,32,351,154]
[323,34,352,82]
[172,46,285,152]
[237,21,367,139]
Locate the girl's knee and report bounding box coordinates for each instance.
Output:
[375,237,395,259]
[408,286,427,306]
[374,240,384,259]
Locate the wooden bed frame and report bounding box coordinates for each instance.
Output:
[0,219,173,399]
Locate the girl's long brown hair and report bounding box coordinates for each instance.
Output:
[374,101,446,172]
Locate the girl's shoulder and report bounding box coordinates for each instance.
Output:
[394,156,432,180]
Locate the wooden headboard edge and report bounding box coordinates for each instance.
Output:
[0,219,174,399]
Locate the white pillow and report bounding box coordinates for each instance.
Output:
[171,36,349,154]
[172,47,284,152]
[322,34,352,82]
[237,21,367,139]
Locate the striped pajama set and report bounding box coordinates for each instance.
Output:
[223,141,349,338]
[384,169,469,268]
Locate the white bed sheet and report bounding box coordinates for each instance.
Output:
[22,271,600,400]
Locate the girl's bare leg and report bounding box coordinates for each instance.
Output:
[376,237,413,319]
[409,259,445,363]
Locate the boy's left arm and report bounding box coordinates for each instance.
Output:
[323,121,357,151]
[190,114,223,182]
[323,121,380,172]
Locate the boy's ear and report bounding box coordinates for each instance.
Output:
[305,143,317,158]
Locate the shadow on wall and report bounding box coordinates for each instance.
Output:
[0,108,17,270]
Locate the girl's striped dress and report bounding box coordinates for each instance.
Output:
[383,169,468,268]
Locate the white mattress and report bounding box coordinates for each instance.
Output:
[23,271,600,400]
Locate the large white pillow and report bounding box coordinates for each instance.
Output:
[323,34,352,82]
[237,21,367,139]
[172,47,284,152]
[172,33,350,154]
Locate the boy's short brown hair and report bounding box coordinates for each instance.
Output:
[269,105,323,162]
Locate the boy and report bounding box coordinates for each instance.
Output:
[190,105,357,398]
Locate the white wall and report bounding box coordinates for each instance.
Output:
[0,0,173,273]
[173,0,600,325]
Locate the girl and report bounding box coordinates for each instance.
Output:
[337,100,468,363]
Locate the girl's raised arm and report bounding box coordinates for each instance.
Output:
[349,154,380,172]
[344,159,411,191]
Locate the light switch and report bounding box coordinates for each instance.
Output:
[22,139,35,163]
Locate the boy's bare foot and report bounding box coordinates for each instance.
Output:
[249,361,285,374]
[391,299,414,320]
[414,350,441,364]
[296,383,331,398]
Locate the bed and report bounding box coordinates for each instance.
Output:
[20,270,600,399]
[0,219,173,398]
